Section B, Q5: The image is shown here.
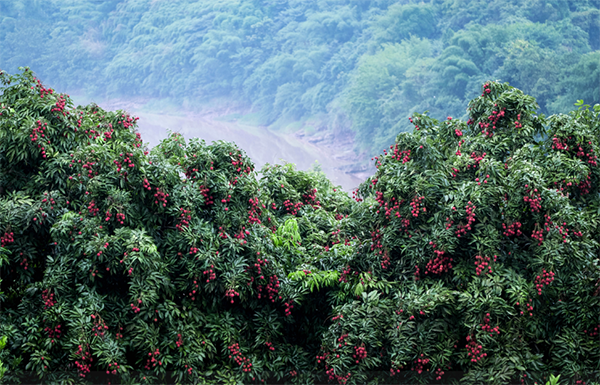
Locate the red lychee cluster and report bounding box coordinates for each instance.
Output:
[44,323,62,343]
[326,367,351,384]
[74,344,93,377]
[32,77,54,99]
[225,288,240,304]
[284,299,294,317]
[130,298,142,313]
[261,274,281,303]
[176,208,192,231]
[434,367,445,381]
[375,192,404,222]
[503,221,522,237]
[143,348,161,370]
[450,167,460,178]
[531,228,544,246]
[41,193,56,210]
[480,313,500,336]
[534,269,555,295]
[220,194,232,211]
[552,136,567,150]
[116,153,136,175]
[302,188,321,208]
[102,127,114,141]
[50,94,66,117]
[19,254,29,270]
[557,222,571,243]
[87,200,99,216]
[514,115,523,129]
[353,345,367,364]
[228,343,253,372]
[389,364,403,376]
[469,152,486,169]
[0,231,14,246]
[381,250,391,269]
[517,298,534,316]
[233,227,251,245]
[316,351,330,364]
[115,326,124,340]
[412,354,430,374]
[425,244,453,275]
[445,216,454,230]
[230,152,252,175]
[552,136,597,166]
[106,361,121,375]
[456,202,476,238]
[133,132,143,148]
[265,341,275,351]
[116,113,136,129]
[31,120,51,158]
[370,228,382,252]
[203,265,216,283]
[143,178,151,191]
[337,333,348,346]
[247,197,263,224]
[90,314,108,338]
[187,277,199,301]
[474,254,496,276]
[282,199,303,215]
[42,289,57,309]
[481,83,492,96]
[466,335,486,362]
[475,174,490,185]
[153,188,168,207]
[82,126,102,143]
[410,195,425,217]
[577,174,592,195]
[339,265,351,283]
[478,106,506,137]
[389,143,411,163]
[116,212,125,224]
[523,185,541,212]
[351,188,363,202]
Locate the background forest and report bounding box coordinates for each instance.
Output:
[1,0,599,171]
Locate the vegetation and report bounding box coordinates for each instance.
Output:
[1,67,599,384]
[0,0,598,164]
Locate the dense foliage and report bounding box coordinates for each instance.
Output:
[1,0,599,165]
[1,68,599,385]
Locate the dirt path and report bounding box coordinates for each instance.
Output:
[71,95,368,191]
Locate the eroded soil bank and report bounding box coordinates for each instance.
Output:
[71,95,370,192]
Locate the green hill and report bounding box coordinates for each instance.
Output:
[1,0,598,166]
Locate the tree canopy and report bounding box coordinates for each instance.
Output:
[0,68,599,384]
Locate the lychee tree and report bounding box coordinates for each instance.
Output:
[0,67,599,385]
[315,81,600,384]
[0,67,356,385]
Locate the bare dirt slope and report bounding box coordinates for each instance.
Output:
[71,95,368,192]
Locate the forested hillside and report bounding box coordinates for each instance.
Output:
[1,0,599,165]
